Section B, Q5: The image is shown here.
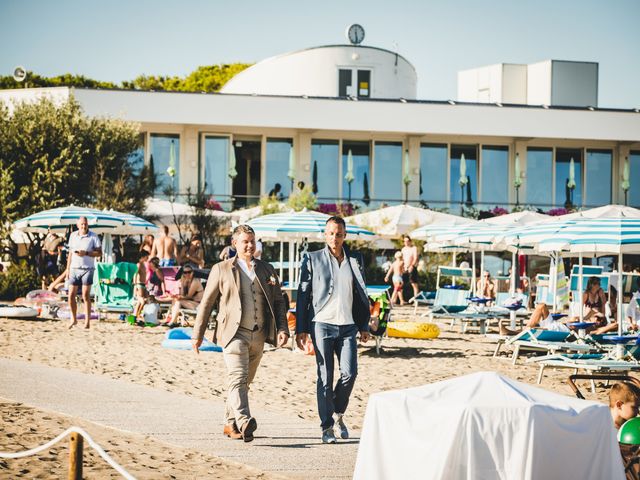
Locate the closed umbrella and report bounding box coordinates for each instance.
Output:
[167,140,177,179]
[403,149,411,203]
[102,233,114,263]
[312,160,318,194]
[514,153,522,205]
[288,145,296,191]
[228,142,238,179]
[363,172,370,205]
[622,156,630,205]
[458,154,468,211]
[345,149,355,201]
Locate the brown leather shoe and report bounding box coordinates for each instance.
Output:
[240,418,257,443]
[223,422,242,440]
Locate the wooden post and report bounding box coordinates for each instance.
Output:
[68,432,83,480]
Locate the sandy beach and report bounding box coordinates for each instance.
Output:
[0,309,610,478]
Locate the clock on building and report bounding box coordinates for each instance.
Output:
[346,24,365,45]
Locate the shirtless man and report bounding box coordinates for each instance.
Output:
[150,226,178,267]
[401,236,420,301]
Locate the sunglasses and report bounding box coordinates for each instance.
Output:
[183,270,193,274]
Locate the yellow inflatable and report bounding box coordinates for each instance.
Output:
[387,321,440,339]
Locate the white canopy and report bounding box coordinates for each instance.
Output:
[348,205,475,239]
[354,371,624,480]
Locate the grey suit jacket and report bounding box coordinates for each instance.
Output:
[295,246,370,334]
[193,256,288,348]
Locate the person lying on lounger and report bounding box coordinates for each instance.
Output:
[499,303,569,336]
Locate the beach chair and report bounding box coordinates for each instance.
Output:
[528,353,640,385]
[493,328,598,365]
[534,274,551,305]
[426,266,472,321]
[410,290,436,317]
[369,290,391,355]
[95,261,138,318]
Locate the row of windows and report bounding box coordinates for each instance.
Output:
[136,133,639,210]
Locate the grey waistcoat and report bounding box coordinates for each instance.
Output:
[238,267,268,331]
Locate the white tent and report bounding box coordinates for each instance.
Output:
[354,372,624,480]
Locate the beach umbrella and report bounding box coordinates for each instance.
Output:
[144,197,230,226]
[363,172,370,205]
[102,232,114,263]
[409,213,477,241]
[345,149,355,201]
[167,140,177,178]
[514,153,522,205]
[228,142,238,179]
[288,145,296,191]
[403,149,411,203]
[622,156,630,205]
[103,210,159,235]
[13,205,125,234]
[568,157,576,189]
[247,209,373,241]
[312,161,318,194]
[348,205,472,239]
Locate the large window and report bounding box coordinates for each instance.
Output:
[585,149,612,206]
[127,133,145,176]
[337,69,371,98]
[203,135,231,205]
[630,151,640,207]
[420,144,448,207]
[450,145,477,205]
[373,142,402,204]
[342,141,370,204]
[311,140,339,201]
[481,146,509,207]
[265,138,293,198]
[526,148,553,207]
[150,133,180,198]
[555,148,582,207]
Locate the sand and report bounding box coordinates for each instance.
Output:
[0,309,611,478]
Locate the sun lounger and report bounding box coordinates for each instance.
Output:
[527,353,640,385]
[493,328,599,365]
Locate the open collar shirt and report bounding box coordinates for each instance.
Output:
[237,257,256,282]
[313,249,354,326]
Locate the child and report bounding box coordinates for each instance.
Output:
[385,251,405,306]
[133,286,149,320]
[610,381,640,430]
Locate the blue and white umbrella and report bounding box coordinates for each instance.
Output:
[247,209,374,241]
[13,205,125,234]
[103,210,159,235]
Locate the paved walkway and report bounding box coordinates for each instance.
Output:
[0,357,359,479]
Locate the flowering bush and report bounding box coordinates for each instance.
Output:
[546,207,571,216]
[316,203,357,217]
[204,198,223,211]
[490,206,509,216]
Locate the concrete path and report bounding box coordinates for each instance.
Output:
[0,357,359,479]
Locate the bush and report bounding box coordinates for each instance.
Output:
[0,261,39,300]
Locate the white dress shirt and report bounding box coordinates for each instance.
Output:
[313,251,354,326]
[237,258,256,281]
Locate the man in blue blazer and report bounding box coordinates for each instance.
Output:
[296,216,370,444]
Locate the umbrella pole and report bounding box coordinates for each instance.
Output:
[279,241,284,281]
[288,241,294,288]
[452,252,456,286]
[578,253,584,323]
[552,254,558,313]
[618,253,624,358]
[510,251,517,330]
[480,251,485,295]
[472,251,476,295]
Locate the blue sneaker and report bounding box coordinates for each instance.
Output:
[335,414,349,440]
[321,427,337,444]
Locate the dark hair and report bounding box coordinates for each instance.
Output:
[138,250,150,260]
[325,216,346,229]
[232,224,256,240]
[585,276,601,293]
[149,257,160,267]
[403,235,412,241]
[191,234,202,242]
[162,225,169,234]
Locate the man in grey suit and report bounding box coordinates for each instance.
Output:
[296,216,370,444]
[193,224,289,442]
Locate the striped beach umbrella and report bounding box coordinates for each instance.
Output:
[247,209,374,241]
[13,205,125,234]
[103,210,159,235]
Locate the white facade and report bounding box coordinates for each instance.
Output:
[459,60,599,107]
[220,45,417,100]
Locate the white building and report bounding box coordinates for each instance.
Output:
[2,32,640,214]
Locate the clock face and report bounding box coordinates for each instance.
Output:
[347,24,365,45]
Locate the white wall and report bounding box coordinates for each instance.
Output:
[502,64,527,104]
[527,61,553,106]
[220,45,417,99]
[0,87,70,114]
[457,64,526,104]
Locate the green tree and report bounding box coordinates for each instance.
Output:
[0,97,150,263]
[180,64,252,92]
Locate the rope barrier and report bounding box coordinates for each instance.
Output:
[0,425,136,480]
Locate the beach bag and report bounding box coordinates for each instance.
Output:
[143,303,160,325]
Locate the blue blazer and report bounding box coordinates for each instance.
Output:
[295,246,370,334]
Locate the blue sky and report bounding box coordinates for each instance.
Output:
[1,0,638,107]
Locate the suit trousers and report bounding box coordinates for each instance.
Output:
[310,322,358,430]
[223,326,266,427]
